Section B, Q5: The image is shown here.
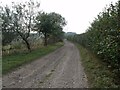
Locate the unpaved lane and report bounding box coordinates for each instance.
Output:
[2,41,88,88]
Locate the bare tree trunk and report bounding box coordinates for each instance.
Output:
[24,39,31,52]
[44,33,47,46]
[21,37,31,52]
[16,30,31,52]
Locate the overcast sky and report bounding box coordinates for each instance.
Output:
[1,0,118,34]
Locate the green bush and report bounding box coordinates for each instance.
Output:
[68,1,120,85]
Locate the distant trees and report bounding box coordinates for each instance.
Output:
[34,12,66,46]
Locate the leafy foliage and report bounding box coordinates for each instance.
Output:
[1,0,66,51]
[1,0,40,51]
[0,6,18,45]
[34,12,66,46]
[68,1,120,85]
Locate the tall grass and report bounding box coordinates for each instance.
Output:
[77,44,119,88]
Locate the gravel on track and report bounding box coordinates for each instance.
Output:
[2,41,88,88]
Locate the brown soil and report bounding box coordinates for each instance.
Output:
[2,41,88,88]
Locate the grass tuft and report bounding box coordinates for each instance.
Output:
[76,44,119,88]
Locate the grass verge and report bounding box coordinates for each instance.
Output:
[2,42,63,75]
[76,44,119,88]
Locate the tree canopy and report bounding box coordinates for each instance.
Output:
[34,12,66,46]
[1,0,66,51]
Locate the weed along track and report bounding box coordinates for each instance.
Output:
[2,41,88,88]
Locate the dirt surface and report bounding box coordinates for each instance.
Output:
[2,41,88,88]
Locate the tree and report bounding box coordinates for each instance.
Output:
[1,0,40,51]
[34,12,66,46]
[11,0,40,51]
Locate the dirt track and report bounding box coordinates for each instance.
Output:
[2,41,88,88]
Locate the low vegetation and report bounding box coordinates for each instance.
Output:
[67,0,120,87]
[2,42,63,75]
[77,44,119,88]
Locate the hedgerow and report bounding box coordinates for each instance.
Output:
[68,1,120,85]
